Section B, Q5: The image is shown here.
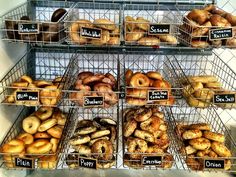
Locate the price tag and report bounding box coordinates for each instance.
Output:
[213,93,235,104]
[18,23,39,34]
[142,155,162,166]
[15,91,39,102]
[149,24,170,35]
[148,90,169,101]
[204,159,225,170]
[83,96,104,107]
[79,157,97,169]
[209,28,233,41]
[81,27,102,39]
[14,157,34,169]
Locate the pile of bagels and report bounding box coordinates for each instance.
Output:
[123,106,173,169]
[181,4,236,48]
[5,75,62,106]
[69,18,120,45]
[5,8,67,42]
[66,117,117,169]
[1,107,67,169]
[125,16,178,46]
[176,123,232,171]
[70,71,118,108]
[182,75,235,108]
[125,69,175,106]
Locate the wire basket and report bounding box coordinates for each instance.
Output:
[0,47,73,107]
[123,3,182,47]
[0,106,75,170]
[167,106,236,172]
[166,52,236,109]
[121,53,182,106]
[121,105,178,169]
[65,2,121,46]
[177,4,236,48]
[63,51,120,109]
[58,107,119,169]
[0,0,74,44]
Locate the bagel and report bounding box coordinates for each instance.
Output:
[17,133,34,145]
[140,116,161,133]
[126,88,147,99]
[189,137,211,150]
[187,9,211,25]
[51,8,67,22]
[90,30,110,45]
[161,154,174,169]
[35,80,52,88]
[187,96,210,108]
[35,107,53,120]
[20,75,33,84]
[191,40,209,48]
[146,71,162,80]
[97,158,115,169]
[38,118,57,132]
[210,14,231,27]
[50,138,59,153]
[40,85,61,105]
[52,110,67,126]
[74,126,97,135]
[2,139,25,153]
[129,72,150,87]
[77,120,94,128]
[182,129,202,139]
[126,97,147,106]
[73,144,91,156]
[125,16,136,31]
[89,136,109,146]
[91,139,113,160]
[100,117,117,126]
[127,138,148,160]
[65,152,79,168]
[203,131,225,143]
[192,21,212,37]
[126,29,145,42]
[225,13,236,26]
[69,135,90,146]
[124,119,137,137]
[196,149,218,158]
[91,129,110,139]
[152,79,171,89]
[34,132,51,139]
[205,82,222,89]
[186,155,203,170]
[158,35,178,45]
[11,82,28,88]
[93,19,116,31]
[83,74,105,85]
[188,123,211,131]
[134,129,155,143]
[38,155,58,169]
[47,125,63,139]
[146,145,164,154]
[211,141,232,157]
[136,17,149,31]
[77,71,94,81]
[22,116,41,134]
[125,69,133,85]
[137,37,160,46]
[133,107,152,122]
[26,139,52,154]
[110,26,120,36]
[110,126,117,143]
[184,145,197,155]
[194,89,214,101]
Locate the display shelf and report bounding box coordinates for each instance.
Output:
[166,106,236,172]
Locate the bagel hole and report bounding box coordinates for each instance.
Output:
[135,145,140,151]
[101,146,106,153]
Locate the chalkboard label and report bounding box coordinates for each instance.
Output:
[83,96,104,107]
[79,157,97,169]
[148,90,169,101]
[16,91,39,101]
[18,23,39,34]
[149,24,170,35]
[119,86,125,99]
[209,28,233,41]
[142,155,162,166]
[14,157,33,169]
[81,27,101,39]
[204,159,225,170]
[213,93,235,104]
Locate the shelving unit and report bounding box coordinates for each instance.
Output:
[1,0,236,176]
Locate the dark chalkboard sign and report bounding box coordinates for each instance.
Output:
[204,159,225,170]
[83,96,104,107]
[14,157,34,169]
[149,24,170,35]
[142,155,162,166]
[209,28,233,41]
[148,90,169,101]
[15,91,39,101]
[119,86,125,99]
[79,157,97,169]
[81,27,102,39]
[18,23,39,34]
[213,93,235,104]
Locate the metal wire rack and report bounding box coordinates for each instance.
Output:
[166,106,236,172]
[0,47,73,107]
[121,104,179,170]
[123,4,182,46]
[58,106,119,169]
[0,0,74,44]
[166,52,236,109]
[62,51,120,109]
[0,106,75,170]
[64,2,121,46]
[120,53,183,107]
[176,4,236,49]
